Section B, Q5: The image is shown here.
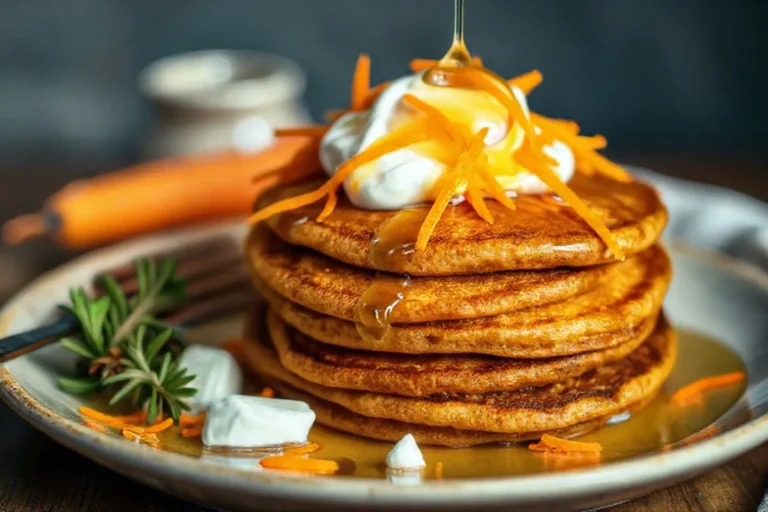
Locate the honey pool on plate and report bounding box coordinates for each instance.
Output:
[128,320,747,480]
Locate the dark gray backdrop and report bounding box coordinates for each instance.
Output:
[0,0,766,167]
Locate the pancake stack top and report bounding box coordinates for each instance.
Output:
[240,57,674,447]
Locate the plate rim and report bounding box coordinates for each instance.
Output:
[2,223,768,507]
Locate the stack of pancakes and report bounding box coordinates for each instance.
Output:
[242,173,674,447]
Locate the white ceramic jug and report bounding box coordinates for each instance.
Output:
[139,50,311,159]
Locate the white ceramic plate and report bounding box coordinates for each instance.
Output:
[1,170,768,512]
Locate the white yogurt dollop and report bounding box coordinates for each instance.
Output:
[320,74,575,210]
[386,433,426,470]
[202,395,316,448]
[180,345,243,414]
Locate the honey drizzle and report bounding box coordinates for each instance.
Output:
[355,209,425,344]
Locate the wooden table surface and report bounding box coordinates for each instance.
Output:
[0,155,766,512]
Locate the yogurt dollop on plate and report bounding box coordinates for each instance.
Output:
[202,395,316,448]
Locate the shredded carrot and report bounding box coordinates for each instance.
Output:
[179,412,206,426]
[416,128,488,250]
[285,443,321,456]
[317,190,338,223]
[79,407,146,428]
[529,434,602,453]
[142,417,175,434]
[531,114,631,183]
[402,94,464,147]
[476,166,516,212]
[508,69,543,95]
[670,372,746,404]
[181,425,203,438]
[409,56,483,73]
[435,461,444,479]
[259,387,276,398]
[350,54,371,111]
[121,429,160,446]
[259,455,339,474]
[465,176,494,223]
[84,420,107,434]
[248,119,436,225]
[515,143,624,260]
[436,66,541,152]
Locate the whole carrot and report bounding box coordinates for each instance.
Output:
[2,136,319,249]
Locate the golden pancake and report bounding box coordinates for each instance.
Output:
[266,308,656,396]
[256,173,667,275]
[254,244,670,357]
[244,313,676,435]
[245,223,625,323]
[266,379,645,447]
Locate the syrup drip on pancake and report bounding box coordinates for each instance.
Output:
[356,210,424,343]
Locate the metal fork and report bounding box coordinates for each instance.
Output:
[0,235,256,363]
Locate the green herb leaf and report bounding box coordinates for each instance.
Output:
[59,337,98,360]
[57,257,197,422]
[58,376,103,394]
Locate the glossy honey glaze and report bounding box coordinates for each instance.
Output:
[93,326,746,480]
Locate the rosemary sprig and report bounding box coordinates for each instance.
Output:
[57,258,196,424]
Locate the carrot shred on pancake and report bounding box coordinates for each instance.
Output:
[670,372,746,404]
[531,113,631,183]
[515,143,625,260]
[250,56,629,256]
[249,119,436,226]
[465,176,494,224]
[529,434,602,453]
[435,66,540,151]
[508,69,543,95]
[416,128,488,250]
[351,54,371,111]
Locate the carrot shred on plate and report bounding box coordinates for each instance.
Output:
[508,69,543,95]
[79,406,145,427]
[284,443,321,456]
[670,372,746,404]
[435,461,444,479]
[179,412,206,426]
[529,434,602,453]
[259,455,339,474]
[137,418,174,434]
[181,425,204,438]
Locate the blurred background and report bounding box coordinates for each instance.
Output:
[0,0,766,166]
[0,0,767,298]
